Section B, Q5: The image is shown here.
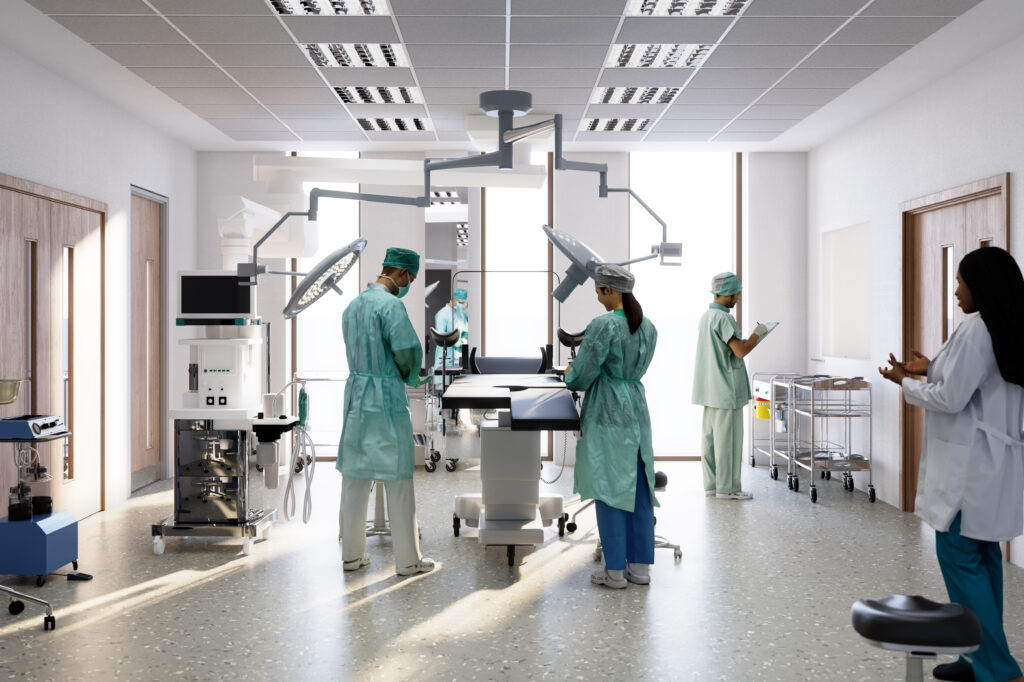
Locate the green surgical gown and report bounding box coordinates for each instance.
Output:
[691,303,751,409]
[433,304,468,368]
[337,285,424,480]
[565,310,659,512]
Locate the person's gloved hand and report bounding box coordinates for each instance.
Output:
[753,322,768,339]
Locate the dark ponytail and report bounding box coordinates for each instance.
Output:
[622,292,643,334]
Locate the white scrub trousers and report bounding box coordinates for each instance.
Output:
[339,477,421,570]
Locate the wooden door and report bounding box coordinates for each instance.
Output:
[901,174,1009,512]
[130,193,162,491]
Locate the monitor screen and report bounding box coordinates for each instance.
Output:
[180,274,252,316]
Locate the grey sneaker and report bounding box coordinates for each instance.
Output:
[626,563,651,585]
[591,568,627,589]
[716,491,754,500]
[343,553,370,571]
[397,557,436,576]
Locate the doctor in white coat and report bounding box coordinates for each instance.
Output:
[880,246,1024,682]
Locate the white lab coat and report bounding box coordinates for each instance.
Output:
[902,313,1024,542]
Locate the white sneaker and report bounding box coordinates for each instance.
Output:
[343,553,370,571]
[397,557,436,576]
[716,491,754,500]
[626,563,651,585]
[591,568,627,589]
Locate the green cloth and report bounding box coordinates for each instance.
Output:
[452,288,468,301]
[337,285,424,481]
[565,309,659,512]
[701,406,744,494]
[382,247,421,278]
[433,304,469,370]
[692,303,751,409]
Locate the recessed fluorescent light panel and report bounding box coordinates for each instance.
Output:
[334,86,421,104]
[306,43,408,68]
[581,118,652,132]
[431,191,461,205]
[271,0,391,15]
[357,118,432,132]
[607,44,712,68]
[626,0,747,16]
[592,86,680,105]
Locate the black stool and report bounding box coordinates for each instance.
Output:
[851,595,982,682]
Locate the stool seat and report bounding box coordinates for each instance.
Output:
[654,471,668,492]
[851,595,982,649]
[431,327,461,348]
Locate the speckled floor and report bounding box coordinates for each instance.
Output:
[2,449,1022,682]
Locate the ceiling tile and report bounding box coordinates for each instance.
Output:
[397,16,505,44]
[643,132,713,141]
[168,17,293,44]
[509,45,609,68]
[598,69,693,87]
[129,67,235,88]
[861,0,982,17]
[224,131,301,141]
[687,68,788,89]
[265,104,353,118]
[282,118,362,132]
[725,119,799,132]
[159,87,257,104]
[616,17,732,44]
[801,44,912,68]
[653,119,731,133]
[421,88,486,105]
[320,68,417,87]
[50,16,185,43]
[662,104,746,119]
[436,131,471,141]
[225,67,325,88]
[298,132,368,141]
[428,104,483,119]
[433,119,467,131]
[281,16,399,43]
[366,131,436,141]
[346,103,429,118]
[741,103,820,118]
[585,103,666,118]
[391,0,506,14]
[539,105,586,119]
[527,88,592,105]
[510,68,601,88]
[511,17,619,44]
[723,17,846,45]
[247,87,340,105]
[513,0,627,14]
[406,44,505,68]
[713,131,780,141]
[150,0,275,14]
[185,104,273,118]
[776,68,875,88]
[757,88,844,105]
[415,68,505,88]
[200,44,310,68]
[742,0,865,16]
[829,17,954,44]
[701,45,814,69]
[575,131,647,141]
[94,43,212,67]
[674,88,763,105]
[27,0,153,13]
[208,118,290,132]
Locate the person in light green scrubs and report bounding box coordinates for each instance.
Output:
[565,264,658,589]
[433,288,469,384]
[337,247,434,576]
[692,272,766,501]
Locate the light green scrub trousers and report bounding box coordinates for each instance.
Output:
[701,406,744,494]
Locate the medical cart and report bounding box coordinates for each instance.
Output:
[749,372,799,480]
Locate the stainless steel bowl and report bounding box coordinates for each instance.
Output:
[0,379,23,405]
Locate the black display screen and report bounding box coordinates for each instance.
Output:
[180,275,251,315]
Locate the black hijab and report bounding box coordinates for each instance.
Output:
[958,246,1024,388]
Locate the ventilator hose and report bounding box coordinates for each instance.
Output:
[283,426,317,523]
[540,431,569,485]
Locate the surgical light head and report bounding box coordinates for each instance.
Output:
[543,224,605,302]
[283,238,366,320]
[711,271,742,297]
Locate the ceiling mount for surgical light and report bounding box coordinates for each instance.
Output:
[282,238,366,319]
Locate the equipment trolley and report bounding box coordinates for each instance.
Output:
[749,372,799,483]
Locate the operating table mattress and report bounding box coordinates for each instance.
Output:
[441,374,580,431]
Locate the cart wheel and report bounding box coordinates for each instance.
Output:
[72,561,79,570]
[43,615,55,631]
[566,522,578,533]
[749,456,755,467]
[506,545,515,566]
[242,538,254,556]
[453,514,461,537]
[557,515,566,537]
[35,576,45,587]
[868,486,876,503]
[425,460,437,473]
[8,600,24,616]
[787,475,793,490]
[819,470,825,479]
[825,470,831,481]
[430,450,441,463]
[770,466,778,481]
[445,460,457,472]
[674,548,682,560]
[810,487,817,503]
[792,477,799,493]
[153,536,165,555]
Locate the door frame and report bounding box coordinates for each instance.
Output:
[899,173,1010,511]
[130,185,170,483]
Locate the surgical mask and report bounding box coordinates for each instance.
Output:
[382,274,410,298]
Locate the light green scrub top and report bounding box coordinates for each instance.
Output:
[565,309,659,513]
[337,285,424,480]
[691,303,751,409]
[433,304,468,368]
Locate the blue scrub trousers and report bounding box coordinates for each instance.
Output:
[594,452,655,571]
[935,513,1023,682]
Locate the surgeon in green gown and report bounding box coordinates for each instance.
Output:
[433,288,469,379]
[692,272,766,501]
[337,247,434,576]
[565,264,658,589]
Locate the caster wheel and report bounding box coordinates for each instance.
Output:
[820,470,826,479]
[445,460,457,472]
[869,486,876,503]
[787,476,794,490]
[674,548,682,560]
[771,467,778,481]
[792,477,799,493]
[425,460,437,473]
[255,464,264,473]
[35,576,45,587]
[430,450,441,463]
[810,487,817,503]
[453,514,461,537]
[43,615,55,632]
[242,538,254,556]
[72,561,79,570]
[749,456,755,467]
[506,545,515,567]
[153,536,165,555]
[557,516,566,537]
[566,522,578,533]
[8,600,24,616]
[825,470,831,481]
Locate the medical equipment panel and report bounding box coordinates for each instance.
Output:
[177,271,256,321]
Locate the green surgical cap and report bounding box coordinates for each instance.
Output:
[711,272,741,296]
[453,288,468,301]
[382,247,420,278]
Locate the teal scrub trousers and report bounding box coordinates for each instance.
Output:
[936,512,1023,682]
[701,406,744,495]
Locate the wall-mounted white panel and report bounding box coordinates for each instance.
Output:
[821,223,871,359]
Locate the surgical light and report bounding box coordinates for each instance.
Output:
[283,238,366,319]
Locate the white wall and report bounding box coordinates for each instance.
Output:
[0,41,198,510]
[807,28,1024,559]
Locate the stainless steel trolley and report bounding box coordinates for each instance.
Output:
[749,372,799,482]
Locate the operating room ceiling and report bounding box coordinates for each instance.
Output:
[21,0,983,147]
